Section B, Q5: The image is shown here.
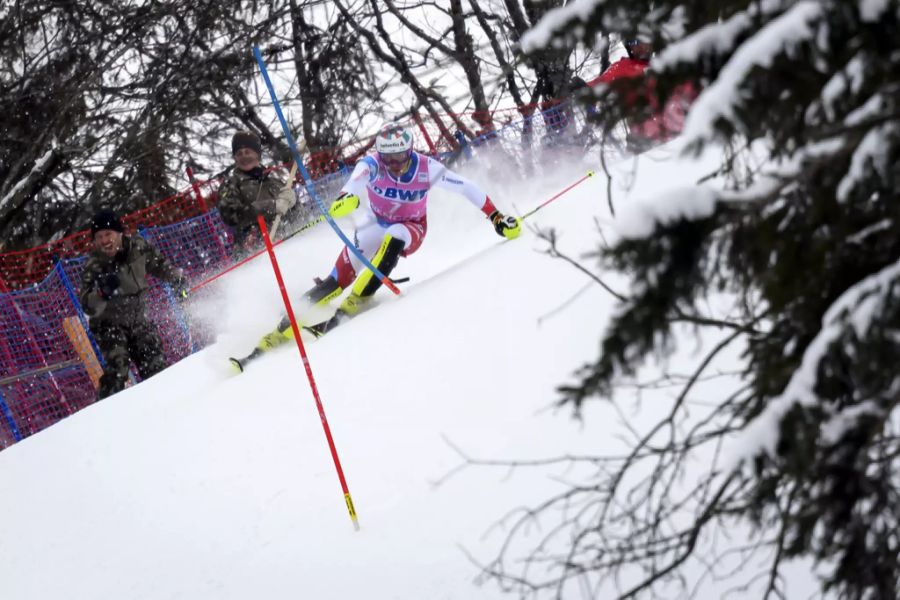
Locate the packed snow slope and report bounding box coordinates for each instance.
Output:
[0,144,817,599]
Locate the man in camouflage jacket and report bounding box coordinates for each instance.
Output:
[217,130,297,253]
[79,209,187,399]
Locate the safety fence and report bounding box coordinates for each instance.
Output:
[0,180,222,293]
[0,100,604,450]
[0,100,594,291]
[0,213,232,449]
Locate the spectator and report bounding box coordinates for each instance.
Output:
[217,130,297,256]
[588,38,697,152]
[79,209,187,399]
[229,123,522,371]
[589,39,653,89]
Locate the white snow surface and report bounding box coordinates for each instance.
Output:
[0,146,821,599]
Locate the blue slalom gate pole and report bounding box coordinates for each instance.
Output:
[0,390,22,442]
[252,46,400,296]
[54,259,107,369]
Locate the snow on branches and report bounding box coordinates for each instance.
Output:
[507,1,900,598]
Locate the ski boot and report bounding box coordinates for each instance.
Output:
[303,235,404,338]
[229,275,343,372]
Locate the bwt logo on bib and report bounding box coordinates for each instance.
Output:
[372,186,428,201]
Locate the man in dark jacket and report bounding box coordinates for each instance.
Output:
[217,130,297,254]
[79,209,187,399]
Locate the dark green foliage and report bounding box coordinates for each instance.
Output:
[561,216,718,404]
[526,1,900,597]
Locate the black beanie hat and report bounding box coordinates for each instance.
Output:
[232,130,262,157]
[91,209,124,237]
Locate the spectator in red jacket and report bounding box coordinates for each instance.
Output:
[590,39,653,86]
[589,39,697,152]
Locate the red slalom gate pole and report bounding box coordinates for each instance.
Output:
[185,166,209,212]
[520,170,595,220]
[189,242,275,294]
[189,215,326,294]
[412,110,439,158]
[256,215,360,531]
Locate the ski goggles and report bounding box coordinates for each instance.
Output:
[379,149,412,168]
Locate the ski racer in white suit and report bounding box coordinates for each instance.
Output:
[264,122,521,343]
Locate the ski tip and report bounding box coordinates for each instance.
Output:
[228,357,244,374]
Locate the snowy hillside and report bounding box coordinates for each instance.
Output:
[0,145,818,599]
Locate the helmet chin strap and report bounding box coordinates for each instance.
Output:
[386,158,411,177]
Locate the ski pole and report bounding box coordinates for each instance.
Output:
[283,214,325,240]
[189,208,331,294]
[188,229,306,294]
[189,242,278,294]
[257,214,360,531]
[252,46,400,295]
[520,170,595,220]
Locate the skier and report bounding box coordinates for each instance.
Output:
[230,123,521,371]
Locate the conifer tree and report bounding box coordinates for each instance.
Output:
[498,1,900,597]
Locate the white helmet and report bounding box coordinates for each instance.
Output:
[375,123,414,154]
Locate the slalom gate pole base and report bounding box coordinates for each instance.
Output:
[257,215,361,531]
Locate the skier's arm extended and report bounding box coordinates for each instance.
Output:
[428,158,521,240]
[426,158,492,212]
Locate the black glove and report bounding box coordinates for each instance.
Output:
[489,210,522,240]
[97,272,120,299]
